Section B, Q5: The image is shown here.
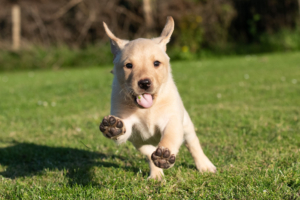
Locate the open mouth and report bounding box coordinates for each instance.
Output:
[133,93,154,108]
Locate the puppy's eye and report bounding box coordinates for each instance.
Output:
[154,61,160,67]
[125,63,133,69]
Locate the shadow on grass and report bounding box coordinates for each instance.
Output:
[178,162,198,170]
[0,142,139,186]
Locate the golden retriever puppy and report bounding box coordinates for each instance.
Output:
[100,16,216,180]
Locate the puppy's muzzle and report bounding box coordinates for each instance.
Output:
[138,79,151,90]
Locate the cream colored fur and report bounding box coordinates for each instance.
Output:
[102,17,216,180]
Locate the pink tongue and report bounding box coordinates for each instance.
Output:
[136,94,153,108]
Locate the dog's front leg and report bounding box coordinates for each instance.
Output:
[151,117,184,169]
[136,145,164,180]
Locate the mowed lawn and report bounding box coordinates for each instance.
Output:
[0,52,300,199]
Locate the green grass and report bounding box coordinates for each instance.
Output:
[0,52,300,199]
[0,45,113,71]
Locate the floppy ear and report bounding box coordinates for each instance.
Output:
[154,16,174,51]
[103,22,128,58]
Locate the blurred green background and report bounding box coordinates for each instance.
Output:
[1,0,300,71]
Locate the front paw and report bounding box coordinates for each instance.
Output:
[151,147,176,169]
[99,115,126,140]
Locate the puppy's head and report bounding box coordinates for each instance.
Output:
[103,17,174,109]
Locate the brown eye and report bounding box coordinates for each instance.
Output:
[154,61,160,67]
[125,63,133,69]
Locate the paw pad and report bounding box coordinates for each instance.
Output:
[151,147,175,169]
[99,115,125,140]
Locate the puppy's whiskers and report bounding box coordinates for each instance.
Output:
[120,83,137,103]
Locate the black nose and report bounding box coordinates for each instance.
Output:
[138,79,151,90]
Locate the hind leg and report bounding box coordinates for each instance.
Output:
[183,110,216,173]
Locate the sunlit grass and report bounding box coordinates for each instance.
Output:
[0,52,299,199]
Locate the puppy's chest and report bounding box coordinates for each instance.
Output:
[130,117,168,145]
[133,121,156,137]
